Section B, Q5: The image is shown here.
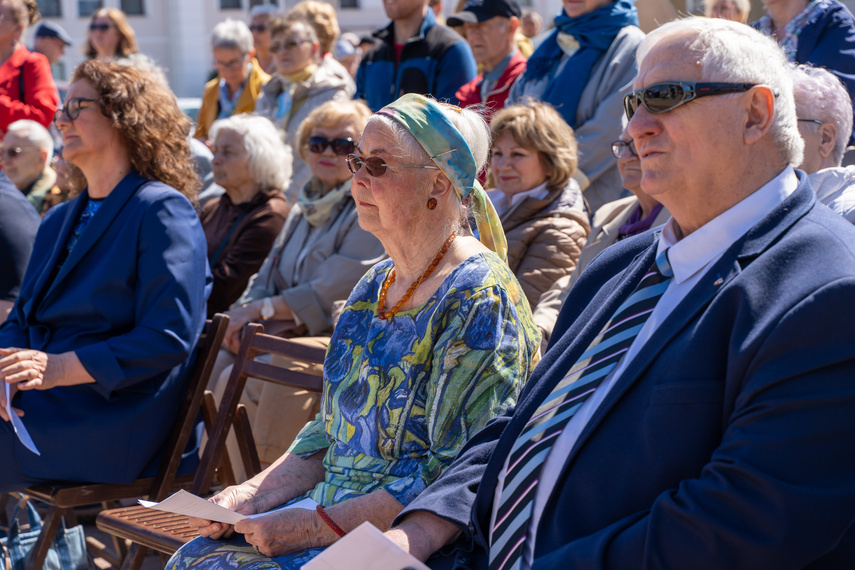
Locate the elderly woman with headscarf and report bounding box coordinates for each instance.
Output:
[167,93,541,569]
[506,0,644,214]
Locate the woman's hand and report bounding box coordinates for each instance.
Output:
[223,304,261,354]
[235,507,330,558]
[187,483,260,540]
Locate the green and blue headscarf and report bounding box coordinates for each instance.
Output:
[377,93,508,262]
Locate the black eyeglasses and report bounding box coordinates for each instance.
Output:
[798,118,824,127]
[308,136,357,155]
[623,82,758,120]
[611,140,637,158]
[270,39,308,53]
[88,23,112,32]
[345,149,455,177]
[0,146,38,160]
[248,24,267,33]
[54,98,98,122]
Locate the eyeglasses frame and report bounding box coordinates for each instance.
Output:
[346,149,456,177]
[623,82,759,120]
[54,98,99,123]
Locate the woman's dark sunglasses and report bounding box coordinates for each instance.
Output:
[623,82,757,120]
[89,23,112,32]
[610,140,637,158]
[308,136,357,155]
[345,149,454,177]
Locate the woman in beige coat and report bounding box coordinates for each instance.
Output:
[487,101,590,315]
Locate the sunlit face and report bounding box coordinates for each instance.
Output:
[306,120,360,191]
[55,80,117,169]
[490,131,549,197]
[213,47,251,89]
[464,17,514,71]
[35,36,67,64]
[562,0,612,19]
[0,131,45,190]
[615,133,642,195]
[271,25,318,76]
[0,2,21,47]
[89,15,120,58]
[383,0,426,21]
[211,128,255,193]
[709,0,746,22]
[250,13,271,52]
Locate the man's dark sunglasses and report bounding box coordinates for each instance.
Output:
[308,136,357,156]
[623,82,758,120]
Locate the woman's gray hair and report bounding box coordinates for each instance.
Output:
[791,64,853,166]
[366,105,490,235]
[638,17,804,167]
[211,18,254,55]
[209,114,292,190]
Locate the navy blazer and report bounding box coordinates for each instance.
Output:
[401,178,855,569]
[0,170,39,301]
[0,172,211,485]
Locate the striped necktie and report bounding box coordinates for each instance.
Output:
[489,250,673,570]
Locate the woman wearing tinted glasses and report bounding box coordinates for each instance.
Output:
[169,94,539,569]
[200,114,291,317]
[84,8,150,65]
[506,0,644,215]
[255,15,354,204]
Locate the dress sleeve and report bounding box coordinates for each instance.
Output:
[285,412,329,459]
[382,284,540,507]
[0,54,58,132]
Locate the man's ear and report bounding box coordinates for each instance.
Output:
[744,85,775,145]
[508,16,520,35]
[39,148,48,167]
[818,122,837,160]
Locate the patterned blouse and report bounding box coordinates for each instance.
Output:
[167,252,541,570]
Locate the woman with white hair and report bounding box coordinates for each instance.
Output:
[195,19,271,142]
[200,114,291,316]
[167,94,540,569]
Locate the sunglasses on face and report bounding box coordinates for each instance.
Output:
[89,23,112,32]
[345,149,455,177]
[308,136,357,155]
[54,97,98,122]
[623,82,758,120]
[270,39,309,53]
[610,139,638,158]
[0,146,37,160]
[249,24,267,33]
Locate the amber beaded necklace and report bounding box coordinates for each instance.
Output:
[377,231,457,320]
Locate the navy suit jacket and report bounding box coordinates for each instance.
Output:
[401,178,855,569]
[0,172,211,484]
[0,170,39,301]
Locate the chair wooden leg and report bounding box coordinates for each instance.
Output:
[25,506,66,570]
[120,543,149,570]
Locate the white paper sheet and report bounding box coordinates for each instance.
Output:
[302,522,431,570]
[139,489,319,525]
[5,381,40,455]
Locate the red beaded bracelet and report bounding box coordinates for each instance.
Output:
[316,504,347,538]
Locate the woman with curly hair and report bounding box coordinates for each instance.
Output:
[0,0,59,135]
[85,7,150,64]
[0,59,211,491]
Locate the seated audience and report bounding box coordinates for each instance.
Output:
[533,127,669,345]
[334,36,361,78]
[201,115,291,317]
[195,19,270,142]
[256,16,354,204]
[704,0,749,22]
[487,101,589,317]
[0,60,210,491]
[32,21,72,65]
[0,0,59,136]
[450,0,527,121]
[208,100,385,480]
[382,18,855,569]
[167,94,540,569]
[0,170,38,323]
[249,4,279,74]
[753,0,855,143]
[790,63,855,222]
[507,0,644,214]
[2,119,55,212]
[288,0,340,58]
[85,8,152,65]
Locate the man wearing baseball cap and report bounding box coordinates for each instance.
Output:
[33,22,72,66]
[450,0,526,121]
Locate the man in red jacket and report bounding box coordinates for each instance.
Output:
[450,0,526,122]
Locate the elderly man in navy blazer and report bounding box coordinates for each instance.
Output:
[381,17,855,569]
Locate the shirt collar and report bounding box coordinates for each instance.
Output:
[487,181,550,215]
[657,166,798,284]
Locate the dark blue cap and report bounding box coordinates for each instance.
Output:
[35,22,73,46]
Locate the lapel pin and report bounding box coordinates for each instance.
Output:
[713,274,724,286]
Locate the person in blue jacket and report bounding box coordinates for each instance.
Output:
[754,0,855,143]
[0,59,212,491]
[0,169,39,322]
[355,0,477,111]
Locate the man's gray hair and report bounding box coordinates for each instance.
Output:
[250,4,279,17]
[209,114,292,191]
[211,18,254,55]
[638,17,804,167]
[791,64,852,166]
[7,119,53,160]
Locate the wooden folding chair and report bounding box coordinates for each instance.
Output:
[95,323,326,567]
[17,314,229,570]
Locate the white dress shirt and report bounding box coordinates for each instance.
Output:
[488,167,800,569]
[487,182,550,217]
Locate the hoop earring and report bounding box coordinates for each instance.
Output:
[426,197,437,210]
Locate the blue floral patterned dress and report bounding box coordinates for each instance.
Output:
[167,252,541,569]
